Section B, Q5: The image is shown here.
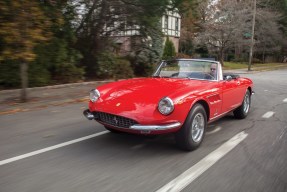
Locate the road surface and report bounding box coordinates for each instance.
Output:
[0,69,286,192]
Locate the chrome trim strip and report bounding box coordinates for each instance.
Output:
[130,122,181,131]
[209,110,230,121]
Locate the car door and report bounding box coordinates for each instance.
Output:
[221,77,243,113]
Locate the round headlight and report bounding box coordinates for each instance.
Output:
[90,89,100,102]
[158,97,174,115]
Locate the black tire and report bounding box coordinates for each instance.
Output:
[175,104,207,151]
[233,89,251,119]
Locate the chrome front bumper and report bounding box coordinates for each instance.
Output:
[83,109,181,131]
[130,122,181,131]
[83,109,95,120]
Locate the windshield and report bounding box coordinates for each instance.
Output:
[153,59,219,81]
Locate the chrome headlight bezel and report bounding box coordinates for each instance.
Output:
[90,89,100,102]
[158,97,174,115]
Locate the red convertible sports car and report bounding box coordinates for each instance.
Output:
[84,59,254,151]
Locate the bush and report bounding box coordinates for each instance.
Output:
[232,57,247,63]
[252,58,262,63]
[113,58,134,80]
[28,62,51,87]
[0,60,20,88]
[0,60,53,89]
[176,52,192,58]
[52,64,85,84]
[97,53,134,80]
[162,37,176,60]
[96,53,116,79]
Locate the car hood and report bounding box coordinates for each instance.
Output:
[98,77,211,101]
[91,78,214,121]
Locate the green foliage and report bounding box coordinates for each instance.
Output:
[0,1,51,62]
[162,37,176,60]
[127,19,164,77]
[252,58,263,64]
[35,38,83,84]
[97,53,134,80]
[194,45,209,58]
[0,1,84,88]
[28,63,51,87]
[96,53,116,79]
[129,52,156,77]
[52,63,85,84]
[179,39,194,56]
[113,58,134,80]
[76,0,182,78]
[0,60,20,88]
[232,57,248,63]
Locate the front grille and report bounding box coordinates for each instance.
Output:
[93,111,138,128]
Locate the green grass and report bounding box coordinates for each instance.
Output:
[223,62,287,70]
[223,62,248,69]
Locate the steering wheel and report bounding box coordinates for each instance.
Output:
[204,73,215,80]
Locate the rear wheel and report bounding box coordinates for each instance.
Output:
[175,104,207,151]
[233,89,251,119]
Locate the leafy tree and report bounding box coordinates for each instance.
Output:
[162,37,176,60]
[36,1,84,84]
[178,0,205,56]
[0,1,84,92]
[75,0,184,77]
[194,0,283,65]
[0,0,51,101]
[128,17,164,76]
[96,52,134,80]
[195,0,251,65]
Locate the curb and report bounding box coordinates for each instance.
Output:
[0,96,90,115]
[0,80,114,94]
[1,66,286,93]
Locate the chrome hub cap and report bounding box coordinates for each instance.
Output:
[243,93,250,114]
[191,113,204,142]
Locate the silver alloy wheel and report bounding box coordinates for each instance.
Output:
[191,113,205,143]
[243,93,250,114]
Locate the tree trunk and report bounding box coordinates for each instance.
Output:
[248,0,256,71]
[20,62,28,102]
[219,49,224,66]
[262,43,266,63]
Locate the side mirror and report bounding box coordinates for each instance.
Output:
[225,75,233,81]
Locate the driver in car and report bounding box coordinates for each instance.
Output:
[209,63,217,79]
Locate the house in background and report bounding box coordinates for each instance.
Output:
[162,10,181,52]
[107,10,181,56]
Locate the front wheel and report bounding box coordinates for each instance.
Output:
[233,89,251,119]
[175,104,207,151]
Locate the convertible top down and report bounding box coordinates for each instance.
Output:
[84,59,254,151]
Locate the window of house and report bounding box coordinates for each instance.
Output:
[175,18,179,31]
[165,15,168,29]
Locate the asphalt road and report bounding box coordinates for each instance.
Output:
[0,69,287,192]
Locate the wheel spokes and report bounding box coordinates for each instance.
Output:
[191,113,204,142]
[243,94,250,113]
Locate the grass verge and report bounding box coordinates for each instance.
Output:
[223,62,287,70]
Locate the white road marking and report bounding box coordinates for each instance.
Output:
[206,126,222,135]
[156,131,248,192]
[262,111,275,118]
[283,98,287,103]
[131,144,146,150]
[0,131,109,166]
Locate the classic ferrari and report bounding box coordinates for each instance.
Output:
[83,59,254,151]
